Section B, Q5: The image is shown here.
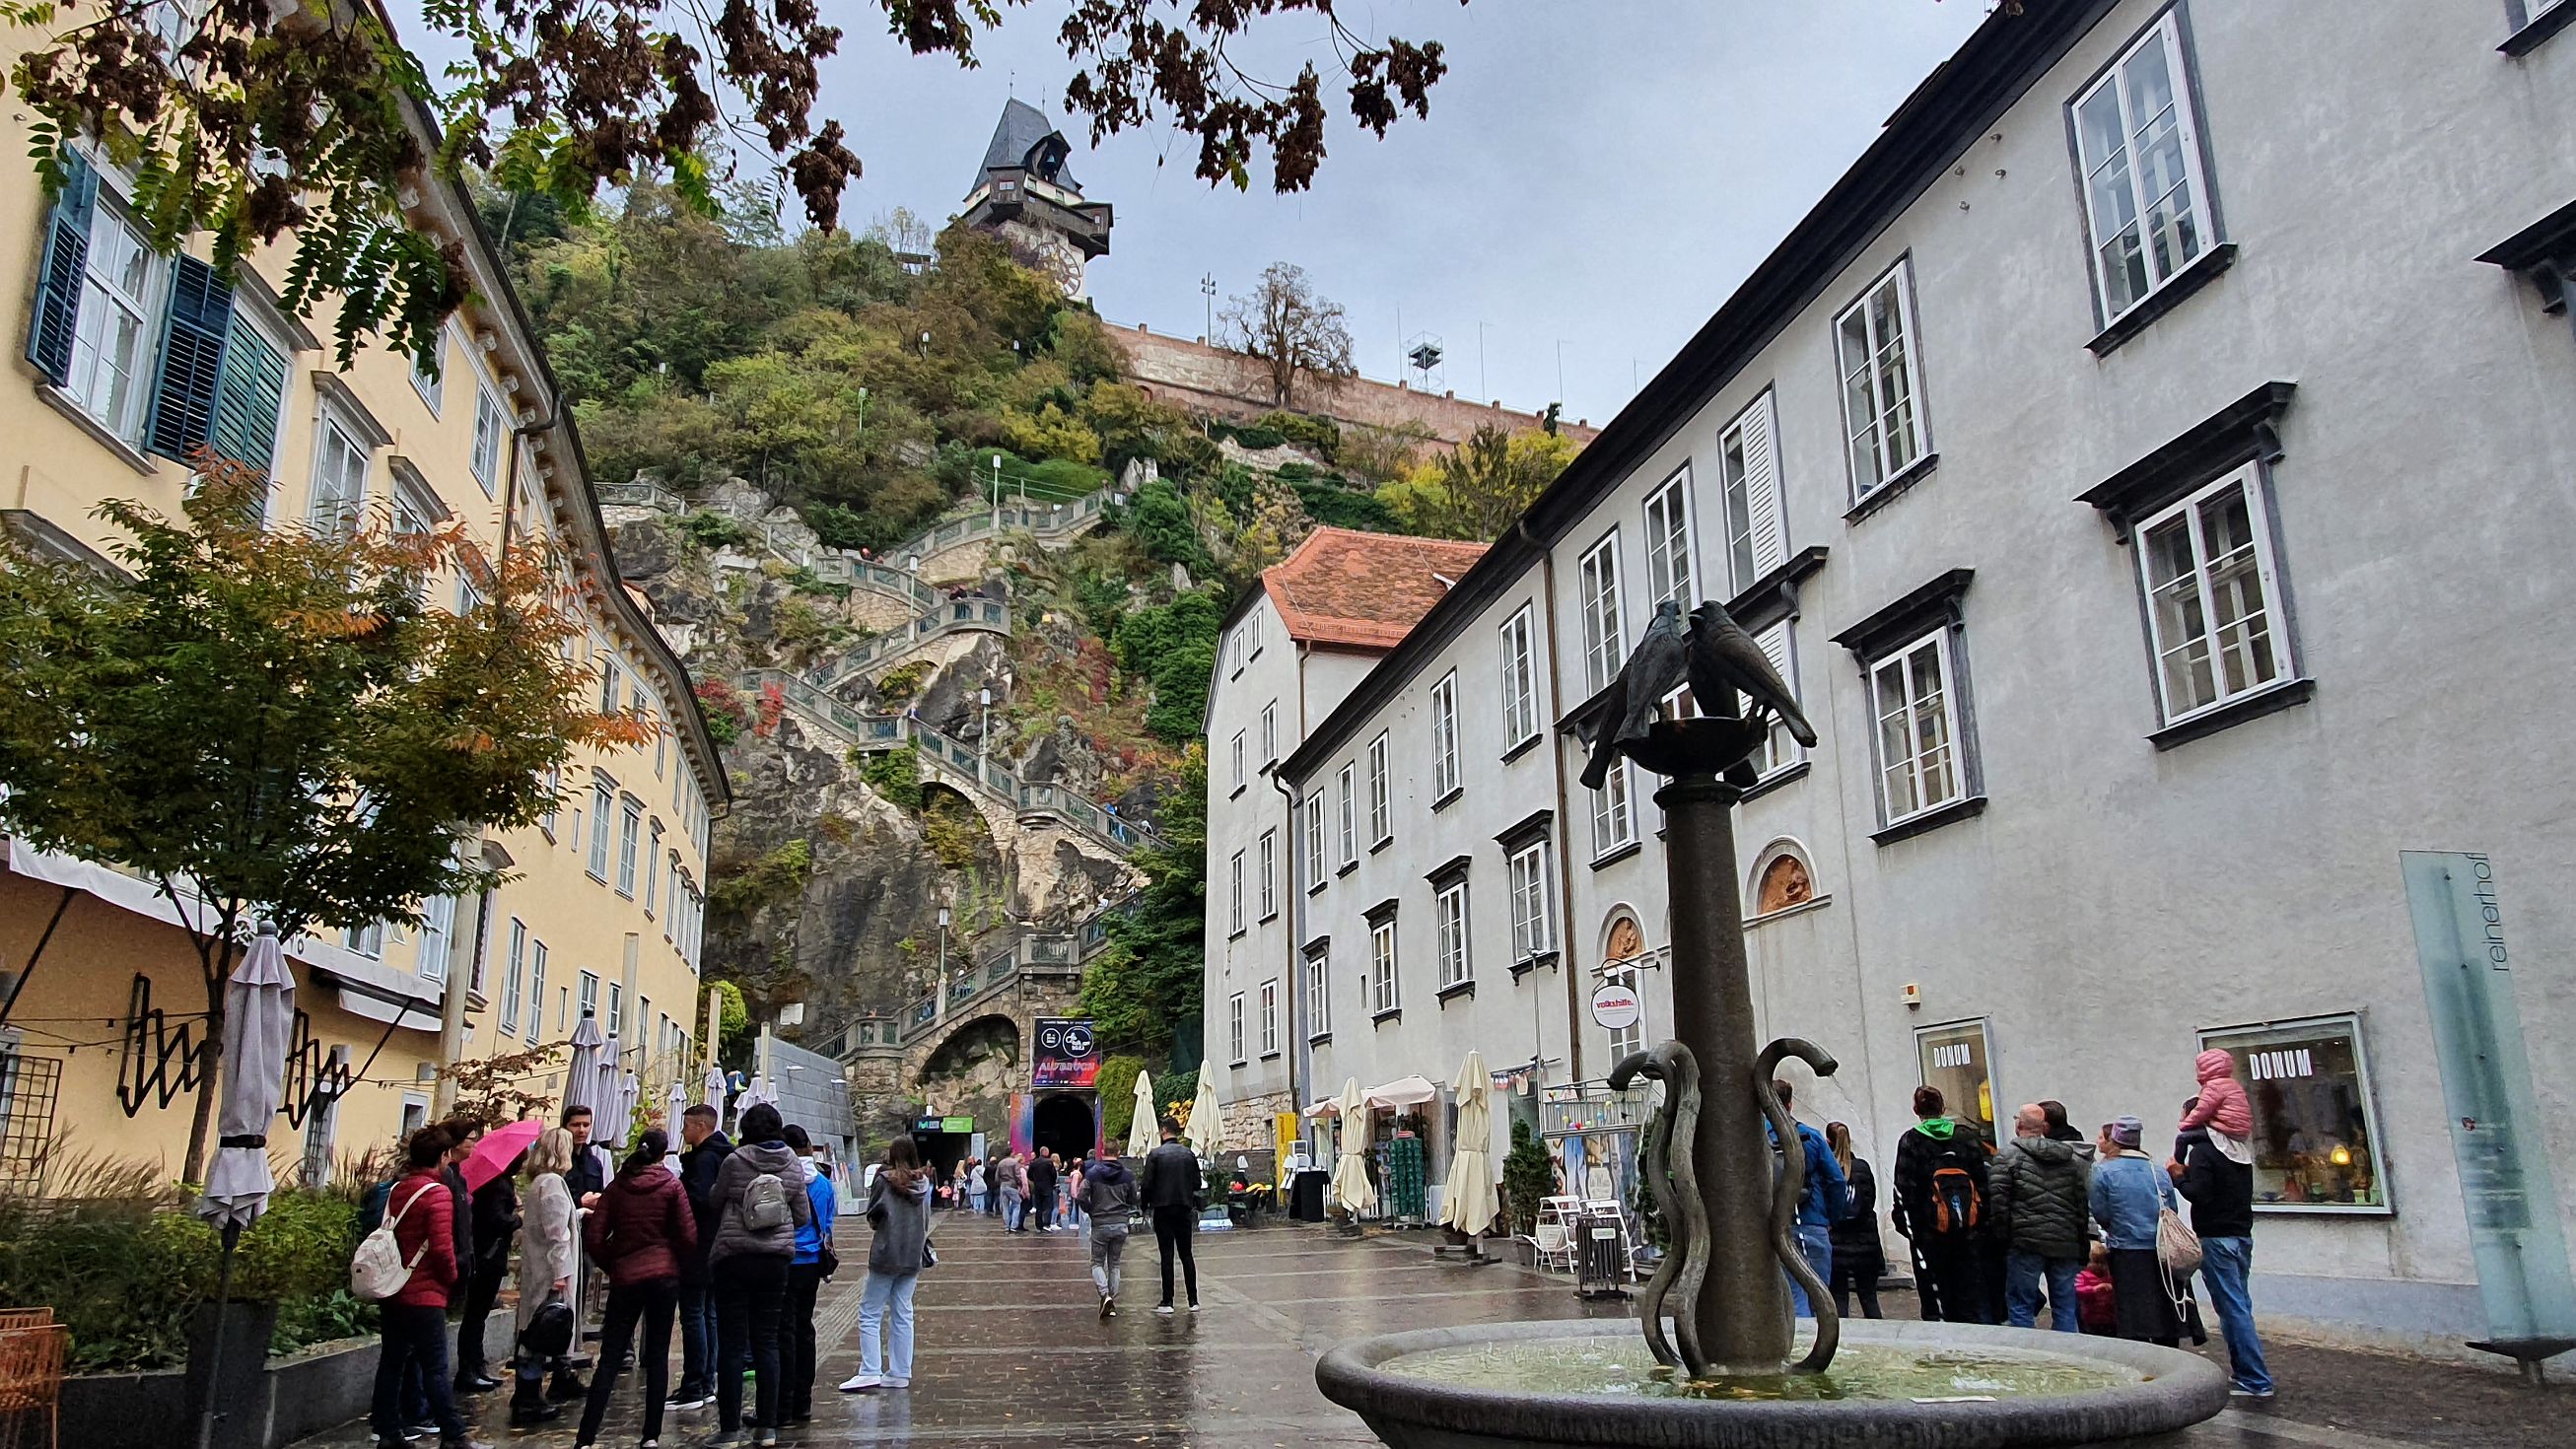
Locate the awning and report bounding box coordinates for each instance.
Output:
[1365,1074,1438,1110]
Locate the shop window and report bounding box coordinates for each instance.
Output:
[1915,1019,1997,1148]
[2198,1016,2389,1212]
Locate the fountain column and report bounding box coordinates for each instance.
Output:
[1656,770,1789,1372]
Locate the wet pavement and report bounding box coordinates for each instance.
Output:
[295,1212,2566,1447]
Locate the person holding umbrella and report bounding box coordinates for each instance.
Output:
[453,1118,542,1393]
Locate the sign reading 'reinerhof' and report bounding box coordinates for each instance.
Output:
[2400,851,2576,1345]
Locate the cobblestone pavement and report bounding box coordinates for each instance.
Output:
[296,1212,2565,1447]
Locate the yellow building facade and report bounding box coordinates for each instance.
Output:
[0,78,731,1183]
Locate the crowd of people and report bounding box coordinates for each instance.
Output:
[1781,1056,2273,1400]
[938,1115,1208,1315]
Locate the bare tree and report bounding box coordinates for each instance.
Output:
[1222,262,1358,409]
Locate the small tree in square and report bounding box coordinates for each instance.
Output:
[0,456,650,1180]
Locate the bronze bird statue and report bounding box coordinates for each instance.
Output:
[1688,601,1819,748]
[1580,598,1690,791]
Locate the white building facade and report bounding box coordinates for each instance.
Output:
[1259,0,2576,1353]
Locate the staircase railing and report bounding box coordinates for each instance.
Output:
[802,596,1012,690]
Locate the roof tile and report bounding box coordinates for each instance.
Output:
[1262,527,1489,651]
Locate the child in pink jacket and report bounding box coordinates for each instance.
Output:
[2179,1049,2253,1139]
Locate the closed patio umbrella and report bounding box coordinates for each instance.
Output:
[562,1010,604,1113]
[1188,1066,1223,1161]
[190,924,295,1449]
[1331,1077,1377,1218]
[1437,1051,1500,1240]
[591,1036,624,1140]
[1127,1067,1156,1157]
[702,1063,727,1113]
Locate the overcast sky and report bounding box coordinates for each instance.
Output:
[406,2,1989,425]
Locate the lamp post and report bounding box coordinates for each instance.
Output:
[991,453,1003,531]
[978,685,992,778]
[935,905,951,1025]
[1201,272,1218,341]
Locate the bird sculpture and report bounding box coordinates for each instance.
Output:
[1688,601,1820,749]
[1579,599,1691,791]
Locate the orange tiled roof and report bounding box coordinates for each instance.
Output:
[1262,527,1490,652]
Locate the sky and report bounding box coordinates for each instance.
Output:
[404,2,1990,427]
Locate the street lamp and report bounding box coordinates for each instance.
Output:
[991,453,1003,530]
[1201,272,1218,341]
[935,904,951,1024]
[978,685,993,776]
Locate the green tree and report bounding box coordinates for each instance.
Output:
[1377,424,1582,542]
[1078,748,1208,1063]
[0,462,646,1179]
[1501,1117,1556,1237]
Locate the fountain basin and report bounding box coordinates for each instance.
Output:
[1316,1317,2227,1448]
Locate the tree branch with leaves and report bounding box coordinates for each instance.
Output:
[1221,260,1357,409]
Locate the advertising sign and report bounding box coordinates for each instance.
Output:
[1589,981,1642,1031]
[1031,1017,1101,1089]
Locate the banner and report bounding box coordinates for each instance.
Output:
[2400,852,2576,1346]
[1031,1017,1101,1089]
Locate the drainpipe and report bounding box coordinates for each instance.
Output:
[1272,766,1301,1117]
[1517,520,1584,1086]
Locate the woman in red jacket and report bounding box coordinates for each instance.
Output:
[371,1125,486,1449]
[575,1128,696,1448]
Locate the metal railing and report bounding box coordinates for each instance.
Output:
[595,479,687,514]
[831,887,1136,1063]
[803,596,1013,690]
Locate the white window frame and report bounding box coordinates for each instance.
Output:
[1576,529,1626,693]
[1429,671,1461,801]
[1230,730,1247,793]
[1589,759,1636,860]
[415,891,454,982]
[587,776,615,880]
[1714,389,1786,594]
[501,918,526,1035]
[62,189,168,446]
[1834,258,1931,503]
[539,764,561,840]
[471,382,507,497]
[1228,992,1247,1065]
[645,819,664,916]
[1641,467,1698,612]
[1604,957,1646,1063]
[1258,828,1279,921]
[410,329,446,415]
[1228,850,1246,934]
[524,940,547,1044]
[1259,979,1279,1057]
[607,980,625,1039]
[1337,764,1358,865]
[2070,11,2217,326]
[1366,732,1392,846]
[1302,791,1326,886]
[1305,943,1331,1039]
[1369,916,1400,1016]
[578,970,599,1025]
[1508,840,1556,964]
[615,795,642,898]
[2132,465,2292,726]
[1435,880,1471,990]
[1869,630,1967,826]
[1260,701,1278,766]
[1498,604,1539,750]
[342,919,385,959]
[308,402,372,534]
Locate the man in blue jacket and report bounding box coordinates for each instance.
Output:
[1768,1078,1851,1318]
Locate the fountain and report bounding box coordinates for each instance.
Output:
[1315,601,2228,1447]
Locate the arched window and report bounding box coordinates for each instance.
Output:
[1748,840,1820,919]
[1601,914,1647,1062]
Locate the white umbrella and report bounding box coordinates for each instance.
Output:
[1126,1067,1156,1157]
[196,924,295,1229]
[701,1063,727,1113]
[562,1011,604,1113]
[1188,1066,1223,1161]
[591,1038,625,1144]
[1437,1051,1499,1239]
[1331,1076,1377,1217]
[665,1080,690,1136]
[1365,1074,1438,1111]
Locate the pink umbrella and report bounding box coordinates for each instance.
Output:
[460,1118,544,1192]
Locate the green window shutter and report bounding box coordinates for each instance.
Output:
[209,313,290,476]
[24,152,99,386]
[146,255,237,462]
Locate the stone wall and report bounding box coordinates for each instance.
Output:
[1111,322,1601,448]
[1215,1087,1294,1184]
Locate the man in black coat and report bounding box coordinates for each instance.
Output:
[669,1103,734,1410]
[2174,1114,2272,1397]
[1988,1103,2094,1333]
[1890,1085,1994,1324]
[1028,1150,1061,1232]
[1138,1117,1203,1313]
[454,1160,521,1391]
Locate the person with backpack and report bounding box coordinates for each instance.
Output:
[362,1124,486,1449]
[668,1102,733,1413]
[1027,1148,1060,1232]
[573,1128,693,1447]
[1765,1080,1850,1318]
[1076,1138,1140,1317]
[1988,1102,2095,1332]
[779,1124,839,1425]
[510,1127,579,1426]
[2089,1115,2191,1346]
[1891,1085,1993,1324]
[839,1135,934,1393]
[708,1102,812,1446]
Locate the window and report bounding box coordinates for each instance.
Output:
[1870,632,1964,824]
[2198,1016,2388,1212]
[607,981,624,1038]
[1258,829,1279,920]
[616,796,642,897]
[646,820,664,915]
[588,776,615,880]
[1302,791,1326,886]
[1603,917,1648,1062]
[1369,916,1400,1015]
[501,919,526,1035]
[63,193,166,444]
[342,920,385,959]
[1915,1019,1998,1149]
[1498,605,1539,749]
[1337,764,1358,865]
[1835,259,1929,502]
[415,892,454,982]
[1259,980,1279,1056]
[2135,468,2287,724]
[1225,627,1243,678]
[1304,943,1331,1039]
[1429,672,1461,801]
[1739,622,1805,780]
[664,859,680,939]
[1435,880,1470,990]
[2072,13,2214,324]
[1260,702,1278,765]
[1589,760,1635,859]
[1508,840,1556,964]
[411,332,444,414]
[1228,993,1246,1064]
[1367,732,1392,844]
[471,384,507,496]
[525,941,547,1043]
[578,970,599,1025]
[1230,730,1247,793]
[309,407,371,533]
[1642,469,1697,610]
[1227,851,1246,934]
[1714,390,1785,593]
[598,650,621,715]
[1247,608,1264,658]
[538,766,561,839]
[1576,530,1626,692]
